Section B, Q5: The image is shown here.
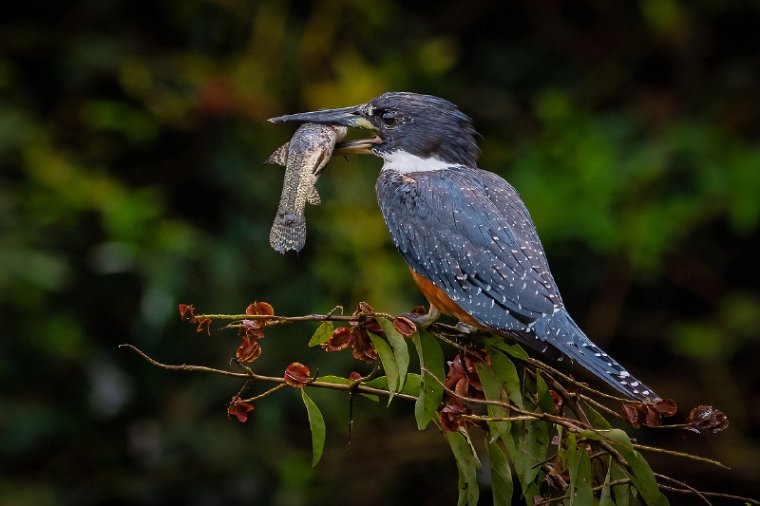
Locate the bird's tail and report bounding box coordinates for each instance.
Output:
[532,309,660,402]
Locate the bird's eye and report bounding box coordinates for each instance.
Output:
[380,110,401,127]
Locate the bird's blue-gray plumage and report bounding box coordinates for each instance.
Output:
[376,166,659,401]
[269,91,661,402]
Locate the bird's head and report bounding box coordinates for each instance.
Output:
[269,92,479,167]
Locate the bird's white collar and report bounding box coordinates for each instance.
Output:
[380,150,453,173]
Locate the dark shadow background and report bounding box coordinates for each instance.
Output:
[1,1,758,504]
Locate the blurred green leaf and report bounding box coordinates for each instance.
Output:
[487,439,513,506]
[300,389,326,467]
[377,317,410,391]
[368,332,400,403]
[611,458,632,506]
[308,321,334,347]
[81,100,158,143]
[475,359,511,443]
[447,429,481,506]
[582,429,668,506]
[315,375,351,385]
[599,455,615,506]
[567,437,593,505]
[412,330,445,430]
[365,373,421,397]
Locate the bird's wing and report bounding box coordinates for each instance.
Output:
[377,167,562,332]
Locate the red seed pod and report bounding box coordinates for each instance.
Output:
[178,304,196,322]
[348,371,362,381]
[438,403,472,432]
[245,301,275,316]
[244,301,275,329]
[621,402,644,428]
[363,320,384,335]
[236,336,262,363]
[643,405,663,427]
[392,316,417,337]
[355,301,374,315]
[653,398,678,417]
[549,390,564,414]
[228,397,255,423]
[350,329,378,363]
[357,344,378,363]
[241,320,265,340]
[322,327,354,352]
[684,405,730,434]
[284,362,311,388]
[196,318,212,334]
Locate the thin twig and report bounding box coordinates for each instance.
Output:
[633,443,730,470]
[151,307,747,504]
[523,356,630,403]
[118,343,417,401]
[578,393,625,422]
[655,472,712,505]
[242,383,287,403]
[421,366,587,432]
[197,310,398,328]
[534,478,634,504]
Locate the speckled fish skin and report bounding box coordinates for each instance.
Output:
[267,123,347,254]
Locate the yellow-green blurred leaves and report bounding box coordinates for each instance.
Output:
[81,100,158,144]
[510,90,760,272]
[671,293,760,361]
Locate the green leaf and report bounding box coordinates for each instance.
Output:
[365,373,422,397]
[377,317,410,390]
[558,428,573,465]
[487,439,513,506]
[567,438,593,505]
[308,321,334,347]
[400,372,421,396]
[586,404,613,430]
[534,371,554,413]
[581,429,668,506]
[475,360,511,443]
[488,349,524,409]
[599,455,615,506]
[508,353,550,501]
[315,375,351,385]
[368,332,400,403]
[412,330,445,430]
[300,389,326,467]
[447,429,481,506]
[486,338,530,361]
[606,430,668,506]
[610,459,631,506]
[317,374,381,401]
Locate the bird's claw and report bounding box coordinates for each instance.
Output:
[454,322,479,335]
[402,305,441,330]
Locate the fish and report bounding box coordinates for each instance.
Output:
[267,123,347,254]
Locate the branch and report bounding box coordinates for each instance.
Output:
[633,442,730,470]
[118,343,417,401]
[159,304,742,505]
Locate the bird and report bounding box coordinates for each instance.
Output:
[269,92,660,402]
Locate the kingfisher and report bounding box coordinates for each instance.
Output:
[269,92,660,402]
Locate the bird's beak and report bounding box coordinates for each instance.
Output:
[268,104,381,155]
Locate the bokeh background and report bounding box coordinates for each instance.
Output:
[2,1,759,504]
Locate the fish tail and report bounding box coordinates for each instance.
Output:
[269,211,307,254]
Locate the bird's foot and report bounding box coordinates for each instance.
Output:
[453,322,479,335]
[402,305,441,330]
